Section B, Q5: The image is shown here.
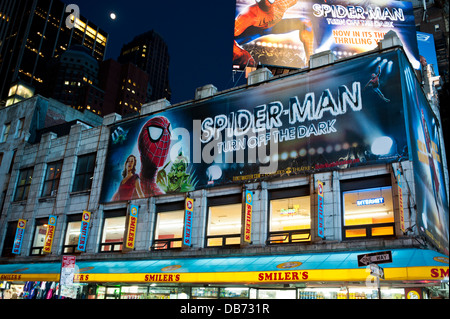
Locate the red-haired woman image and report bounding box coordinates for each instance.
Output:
[112,154,144,201]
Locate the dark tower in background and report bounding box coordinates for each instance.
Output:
[98,59,149,117]
[49,45,105,115]
[118,30,171,102]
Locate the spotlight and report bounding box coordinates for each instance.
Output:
[371,136,393,155]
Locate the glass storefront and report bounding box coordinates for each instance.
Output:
[192,287,219,299]
[1,282,448,299]
[258,289,296,299]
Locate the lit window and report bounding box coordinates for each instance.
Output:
[30,218,48,256]
[342,176,395,239]
[153,202,184,250]
[100,211,126,252]
[63,214,83,254]
[268,187,311,244]
[41,161,63,197]
[206,194,242,247]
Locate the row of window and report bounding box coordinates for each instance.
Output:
[2,175,397,257]
[13,153,96,201]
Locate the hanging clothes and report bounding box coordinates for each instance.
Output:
[46,282,56,299]
[22,281,32,299]
[30,281,40,299]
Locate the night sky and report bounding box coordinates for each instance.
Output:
[63,0,243,104]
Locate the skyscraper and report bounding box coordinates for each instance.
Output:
[49,45,105,115]
[98,58,150,116]
[118,30,171,102]
[0,0,108,106]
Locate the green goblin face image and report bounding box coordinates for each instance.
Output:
[157,152,197,193]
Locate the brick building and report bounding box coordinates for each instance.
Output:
[0,36,448,300]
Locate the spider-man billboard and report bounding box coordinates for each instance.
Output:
[100,48,412,203]
[400,53,449,254]
[233,0,420,71]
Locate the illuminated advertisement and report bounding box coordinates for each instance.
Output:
[244,190,253,243]
[43,215,57,253]
[183,197,194,246]
[400,53,449,254]
[396,169,405,233]
[77,210,91,252]
[100,49,409,203]
[233,0,419,70]
[416,31,439,75]
[317,180,324,238]
[12,219,27,255]
[125,205,139,249]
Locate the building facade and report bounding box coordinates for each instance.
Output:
[0,40,448,300]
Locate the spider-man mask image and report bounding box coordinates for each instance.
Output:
[256,0,275,11]
[138,116,171,196]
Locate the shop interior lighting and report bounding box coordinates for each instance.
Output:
[344,210,391,219]
[209,223,241,231]
[271,216,311,226]
[104,225,126,232]
[158,221,184,229]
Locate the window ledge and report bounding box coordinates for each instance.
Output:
[12,200,28,205]
[70,190,91,196]
[38,195,56,202]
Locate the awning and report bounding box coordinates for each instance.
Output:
[0,248,448,284]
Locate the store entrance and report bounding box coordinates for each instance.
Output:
[256,289,296,299]
[97,286,121,299]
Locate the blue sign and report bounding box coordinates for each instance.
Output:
[12,219,27,255]
[183,198,194,246]
[77,211,91,252]
[416,31,439,75]
[317,181,325,239]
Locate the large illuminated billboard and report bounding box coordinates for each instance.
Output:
[101,48,410,203]
[233,0,420,71]
[400,53,449,254]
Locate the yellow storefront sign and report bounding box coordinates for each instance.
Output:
[58,266,448,284]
